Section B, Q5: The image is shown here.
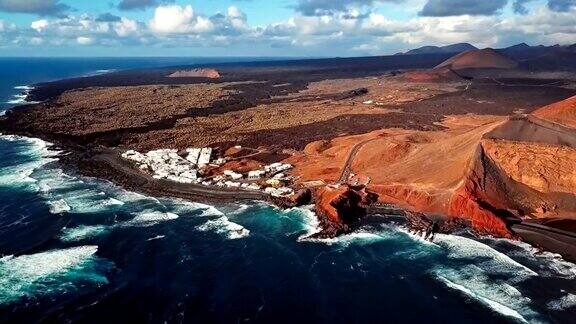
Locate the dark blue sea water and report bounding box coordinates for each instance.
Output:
[0,58,575,323]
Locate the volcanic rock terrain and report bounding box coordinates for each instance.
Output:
[1,50,576,257]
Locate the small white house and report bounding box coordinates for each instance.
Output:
[247,170,265,180]
[225,181,241,188]
[198,147,212,167]
[265,163,292,173]
[185,148,201,165]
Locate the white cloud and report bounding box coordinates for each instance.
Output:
[149,4,196,34]
[76,36,93,45]
[31,19,49,33]
[114,17,139,37]
[1,2,575,56]
[499,5,576,43]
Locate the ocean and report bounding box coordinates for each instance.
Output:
[0,58,575,323]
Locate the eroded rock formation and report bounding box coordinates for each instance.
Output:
[311,184,379,238]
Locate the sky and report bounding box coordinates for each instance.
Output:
[0,0,574,57]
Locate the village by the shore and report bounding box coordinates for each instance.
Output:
[121,146,296,197]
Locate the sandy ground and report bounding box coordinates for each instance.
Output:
[287,115,507,212]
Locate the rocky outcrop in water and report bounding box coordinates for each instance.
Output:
[311,184,379,238]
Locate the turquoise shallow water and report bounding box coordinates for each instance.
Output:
[0,59,575,323]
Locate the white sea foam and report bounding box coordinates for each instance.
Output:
[227,203,250,216]
[60,225,109,242]
[47,199,71,214]
[14,85,34,91]
[436,272,530,323]
[396,227,439,246]
[0,245,108,305]
[127,210,179,227]
[146,235,166,241]
[165,200,223,216]
[434,234,538,279]
[196,216,249,239]
[85,69,116,76]
[198,205,225,217]
[0,136,58,187]
[547,293,576,311]
[287,205,321,238]
[494,238,576,279]
[304,230,392,247]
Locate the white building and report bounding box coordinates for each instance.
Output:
[265,186,294,197]
[198,148,212,167]
[264,162,293,174]
[246,183,261,191]
[225,181,241,188]
[247,170,266,180]
[185,148,201,165]
[180,170,197,180]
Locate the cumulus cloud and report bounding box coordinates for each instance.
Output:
[31,19,49,33]
[0,0,70,16]
[0,1,575,56]
[118,0,174,11]
[149,4,248,36]
[149,5,205,34]
[499,5,576,43]
[26,14,144,47]
[420,0,508,16]
[114,18,139,37]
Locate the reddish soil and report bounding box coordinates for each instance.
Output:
[435,48,518,71]
[401,67,463,82]
[532,95,576,129]
[168,68,221,79]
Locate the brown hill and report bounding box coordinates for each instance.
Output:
[532,95,576,128]
[168,68,220,79]
[435,48,518,71]
[401,67,463,82]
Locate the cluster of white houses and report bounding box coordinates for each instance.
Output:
[121,148,295,197]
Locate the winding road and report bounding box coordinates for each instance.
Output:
[336,137,380,184]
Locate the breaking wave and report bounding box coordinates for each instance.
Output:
[196,216,250,239]
[60,225,109,242]
[14,85,34,91]
[6,85,39,105]
[434,234,538,279]
[127,210,179,227]
[435,271,531,323]
[0,246,113,305]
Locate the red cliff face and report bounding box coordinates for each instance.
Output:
[312,185,379,238]
[449,187,515,238]
[447,143,520,238]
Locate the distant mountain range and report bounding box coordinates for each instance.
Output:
[397,42,576,71]
[398,42,576,59]
[396,43,477,55]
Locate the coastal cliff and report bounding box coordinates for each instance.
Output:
[311,184,379,238]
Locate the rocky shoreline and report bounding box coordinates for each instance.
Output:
[2,55,576,261]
